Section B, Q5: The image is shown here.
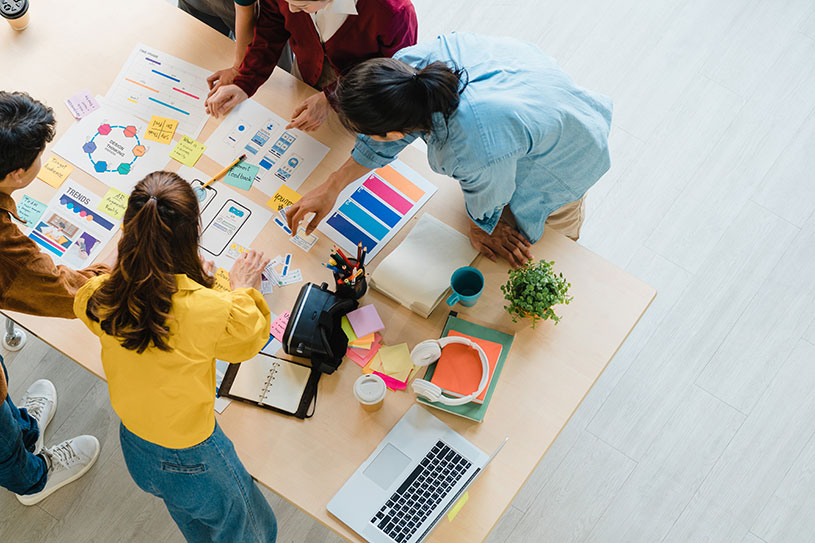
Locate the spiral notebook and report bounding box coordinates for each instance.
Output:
[219,353,320,418]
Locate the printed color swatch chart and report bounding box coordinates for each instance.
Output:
[106,44,211,138]
[24,180,121,269]
[205,99,329,196]
[318,161,437,261]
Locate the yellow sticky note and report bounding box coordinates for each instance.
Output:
[362,353,382,375]
[213,268,231,292]
[341,316,357,342]
[97,187,129,220]
[447,491,469,522]
[144,116,178,144]
[349,332,375,349]
[377,343,413,381]
[37,155,74,188]
[170,135,206,167]
[266,184,302,211]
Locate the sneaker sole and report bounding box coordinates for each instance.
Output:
[32,387,57,456]
[16,438,100,507]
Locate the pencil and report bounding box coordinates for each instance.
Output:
[202,153,246,189]
[335,246,353,268]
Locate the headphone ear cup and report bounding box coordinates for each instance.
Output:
[412,379,443,402]
[410,340,442,367]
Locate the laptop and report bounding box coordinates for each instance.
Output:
[327,405,507,543]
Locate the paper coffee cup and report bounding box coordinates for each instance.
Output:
[354,374,386,412]
[1,0,30,31]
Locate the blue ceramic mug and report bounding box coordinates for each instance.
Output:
[446,267,484,307]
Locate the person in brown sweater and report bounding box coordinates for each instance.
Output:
[0,91,110,506]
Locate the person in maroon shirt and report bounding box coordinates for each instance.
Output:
[205,0,417,132]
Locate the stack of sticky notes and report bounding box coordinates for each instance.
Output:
[362,343,416,391]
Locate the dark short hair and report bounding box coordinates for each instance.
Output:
[0,91,56,179]
[336,58,466,137]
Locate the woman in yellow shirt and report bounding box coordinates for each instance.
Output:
[74,172,277,542]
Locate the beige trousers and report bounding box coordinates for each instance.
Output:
[544,197,586,241]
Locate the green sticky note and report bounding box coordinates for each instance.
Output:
[97,187,128,220]
[223,161,259,191]
[16,195,47,226]
[169,135,206,167]
[341,315,357,342]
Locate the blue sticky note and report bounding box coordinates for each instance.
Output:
[17,195,47,226]
[223,162,260,191]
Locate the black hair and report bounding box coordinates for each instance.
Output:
[0,91,56,180]
[336,58,467,137]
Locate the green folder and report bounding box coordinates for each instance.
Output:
[417,315,514,422]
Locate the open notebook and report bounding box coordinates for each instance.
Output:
[219,353,320,418]
[369,214,479,318]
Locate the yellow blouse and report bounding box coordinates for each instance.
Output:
[74,274,271,449]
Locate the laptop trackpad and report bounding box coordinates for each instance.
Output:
[364,443,412,490]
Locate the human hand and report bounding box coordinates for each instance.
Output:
[206,66,240,98]
[201,258,216,277]
[286,181,341,235]
[205,84,248,118]
[229,249,270,290]
[468,220,533,268]
[286,92,330,132]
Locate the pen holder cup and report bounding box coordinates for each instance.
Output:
[333,259,367,300]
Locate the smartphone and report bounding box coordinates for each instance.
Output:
[200,199,251,257]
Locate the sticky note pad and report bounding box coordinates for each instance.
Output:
[377,343,413,381]
[37,156,74,188]
[347,304,385,338]
[349,332,376,349]
[346,342,381,368]
[341,316,357,342]
[64,89,100,120]
[97,187,129,220]
[170,135,206,167]
[213,268,231,292]
[224,161,259,191]
[266,184,302,211]
[16,195,47,226]
[447,491,469,522]
[144,116,179,144]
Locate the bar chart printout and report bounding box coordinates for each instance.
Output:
[318,161,438,261]
[105,44,211,138]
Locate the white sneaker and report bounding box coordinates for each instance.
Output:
[16,435,100,506]
[21,379,57,455]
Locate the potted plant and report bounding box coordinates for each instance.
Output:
[500,259,572,328]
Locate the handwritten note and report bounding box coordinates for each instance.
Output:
[213,268,231,292]
[266,184,302,211]
[97,188,129,220]
[37,156,74,188]
[169,135,206,167]
[270,311,291,341]
[16,195,47,226]
[144,116,178,144]
[64,89,100,120]
[223,161,259,191]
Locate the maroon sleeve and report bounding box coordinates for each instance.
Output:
[378,1,418,57]
[233,0,291,98]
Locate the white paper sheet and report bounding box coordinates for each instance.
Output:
[51,104,171,194]
[22,179,121,270]
[317,160,438,262]
[176,166,274,270]
[205,99,330,195]
[105,44,211,139]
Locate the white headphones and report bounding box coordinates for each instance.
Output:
[410,337,489,406]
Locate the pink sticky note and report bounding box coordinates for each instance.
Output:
[65,89,100,120]
[347,304,385,338]
[270,311,290,342]
[374,371,408,391]
[347,342,382,367]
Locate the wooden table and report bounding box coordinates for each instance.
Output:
[1,1,656,541]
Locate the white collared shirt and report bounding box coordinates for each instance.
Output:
[311,0,358,43]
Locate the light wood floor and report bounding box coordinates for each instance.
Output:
[4,0,815,541]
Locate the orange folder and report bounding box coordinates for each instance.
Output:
[429,331,502,404]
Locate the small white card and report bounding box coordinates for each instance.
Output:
[65,89,100,120]
[289,226,318,252]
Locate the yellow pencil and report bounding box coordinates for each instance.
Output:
[201,153,246,189]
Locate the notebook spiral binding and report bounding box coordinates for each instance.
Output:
[259,361,281,403]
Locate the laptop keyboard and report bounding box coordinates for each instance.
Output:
[370,440,471,543]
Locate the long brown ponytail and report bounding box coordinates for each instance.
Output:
[86,171,213,353]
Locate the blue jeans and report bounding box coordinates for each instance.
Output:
[0,356,48,495]
[120,422,277,542]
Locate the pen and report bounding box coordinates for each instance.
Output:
[202,153,246,189]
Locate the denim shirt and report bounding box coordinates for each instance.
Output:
[350,32,613,242]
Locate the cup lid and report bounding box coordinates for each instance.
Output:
[354,374,386,404]
[1,0,28,18]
